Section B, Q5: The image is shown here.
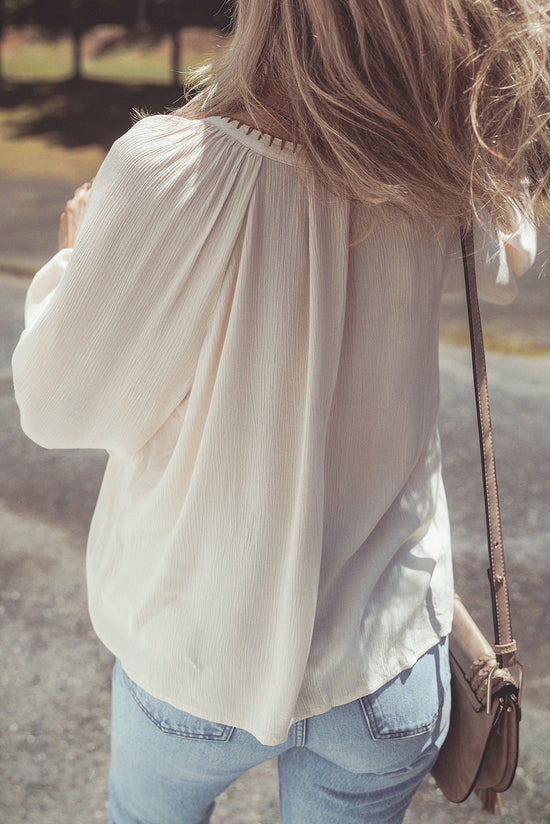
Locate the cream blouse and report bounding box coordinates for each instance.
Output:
[12,115,536,745]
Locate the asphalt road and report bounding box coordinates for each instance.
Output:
[1,176,549,823]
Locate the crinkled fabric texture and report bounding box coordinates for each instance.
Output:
[11,114,536,745]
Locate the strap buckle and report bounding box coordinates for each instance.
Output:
[486,661,523,714]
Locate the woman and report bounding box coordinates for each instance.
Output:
[12,1,549,822]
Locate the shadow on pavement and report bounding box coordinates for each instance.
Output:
[0,77,185,151]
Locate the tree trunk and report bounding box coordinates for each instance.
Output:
[171,28,181,85]
[170,0,184,88]
[72,31,83,79]
[71,1,83,80]
[136,0,148,32]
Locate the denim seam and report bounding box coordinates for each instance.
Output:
[122,670,234,741]
[293,718,306,747]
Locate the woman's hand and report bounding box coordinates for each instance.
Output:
[58,181,93,250]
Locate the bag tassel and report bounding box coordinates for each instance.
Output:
[475,789,505,815]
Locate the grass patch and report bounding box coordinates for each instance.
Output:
[0,262,35,280]
[3,35,73,81]
[439,326,550,357]
[4,32,177,85]
[0,76,183,180]
[2,25,226,83]
[0,101,105,180]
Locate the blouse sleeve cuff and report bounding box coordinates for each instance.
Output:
[500,217,537,278]
[24,248,73,330]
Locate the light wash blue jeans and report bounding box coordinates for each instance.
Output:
[108,638,450,824]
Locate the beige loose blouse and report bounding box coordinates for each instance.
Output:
[12,115,536,745]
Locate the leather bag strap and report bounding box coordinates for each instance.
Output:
[460,225,517,668]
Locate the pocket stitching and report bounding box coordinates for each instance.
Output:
[358,640,450,742]
[122,670,234,741]
[359,694,442,740]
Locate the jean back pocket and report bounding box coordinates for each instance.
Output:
[121,665,234,741]
[359,639,449,740]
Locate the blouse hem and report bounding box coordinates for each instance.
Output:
[116,623,451,748]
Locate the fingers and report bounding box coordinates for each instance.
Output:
[58,180,94,250]
[58,211,69,251]
[73,180,93,196]
[70,182,93,208]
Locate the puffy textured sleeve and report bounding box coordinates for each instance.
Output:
[12,116,255,456]
[443,204,537,304]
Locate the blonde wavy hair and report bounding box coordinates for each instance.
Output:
[180,0,550,232]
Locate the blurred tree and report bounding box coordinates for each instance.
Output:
[146,0,232,83]
[2,0,34,84]
[136,0,147,32]
[2,0,118,78]
[1,0,232,81]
